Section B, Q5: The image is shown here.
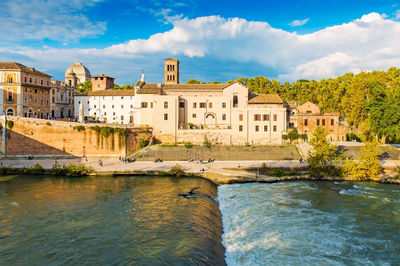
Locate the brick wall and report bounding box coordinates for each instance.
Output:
[0,117,152,156]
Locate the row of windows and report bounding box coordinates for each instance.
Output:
[20,76,50,86]
[167,64,176,71]
[304,118,335,126]
[239,125,277,132]
[92,96,134,100]
[23,97,49,106]
[91,104,135,109]
[24,88,49,94]
[192,102,227,108]
[166,75,176,81]
[238,114,278,122]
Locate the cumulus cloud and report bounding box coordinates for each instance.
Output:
[4,12,400,83]
[0,0,106,43]
[289,18,309,27]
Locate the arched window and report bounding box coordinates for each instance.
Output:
[68,80,72,86]
[7,75,13,83]
[28,109,34,118]
[6,108,14,116]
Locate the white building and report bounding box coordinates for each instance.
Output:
[74,59,288,144]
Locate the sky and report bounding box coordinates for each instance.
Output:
[1,0,400,84]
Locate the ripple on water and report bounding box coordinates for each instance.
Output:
[219,181,400,265]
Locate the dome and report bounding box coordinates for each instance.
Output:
[65,62,91,77]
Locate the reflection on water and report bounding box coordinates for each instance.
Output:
[0,175,225,265]
[219,181,400,265]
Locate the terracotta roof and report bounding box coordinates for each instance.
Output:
[136,83,162,94]
[248,94,283,104]
[0,62,51,77]
[163,83,230,90]
[86,90,135,96]
[92,74,114,79]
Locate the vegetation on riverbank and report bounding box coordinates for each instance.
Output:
[307,126,387,181]
[0,163,93,177]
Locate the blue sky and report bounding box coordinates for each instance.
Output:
[1,0,400,84]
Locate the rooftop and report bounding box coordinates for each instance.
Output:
[0,62,51,78]
[248,94,284,104]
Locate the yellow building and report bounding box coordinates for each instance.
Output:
[0,62,51,118]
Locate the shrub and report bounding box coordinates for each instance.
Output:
[169,164,184,177]
[50,163,93,177]
[184,142,193,148]
[300,134,308,142]
[74,125,85,132]
[115,128,129,137]
[46,122,51,126]
[187,122,195,129]
[203,135,211,148]
[282,134,288,141]
[90,125,101,133]
[6,120,13,129]
[101,126,114,137]
[139,138,149,148]
[288,128,299,143]
[245,142,250,147]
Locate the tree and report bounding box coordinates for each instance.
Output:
[77,80,92,94]
[342,138,383,181]
[308,127,342,177]
[186,79,200,84]
[287,128,299,143]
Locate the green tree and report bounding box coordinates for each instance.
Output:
[342,138,383,181]
[287,128,299,143]
[77,80,92,94]
[186,79,200,84]
[308,127,342,177]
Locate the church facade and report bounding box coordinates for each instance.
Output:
[75,58,288,144]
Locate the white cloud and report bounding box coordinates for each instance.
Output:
[4,12,400,83]
[0,0,106,43]
[395,10,400,19]
[289,18,309,27]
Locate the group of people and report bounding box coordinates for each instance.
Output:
[188,158,215,164]
[119,157,136,163]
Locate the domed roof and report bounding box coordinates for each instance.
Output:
[65,62,91,77]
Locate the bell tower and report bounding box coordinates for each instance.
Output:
[164,58,179,84]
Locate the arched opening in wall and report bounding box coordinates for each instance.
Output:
[205,113,216,125]
[233,95,238,108]
[6,108,14,116]
[7,75,13,83]
[68,80,72,86]
[28,109,34,118]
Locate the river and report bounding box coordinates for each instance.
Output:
[219,181,400,265]
[0,175,225,265]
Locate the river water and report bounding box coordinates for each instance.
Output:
[0,175,225,265]
[219,181,400,265]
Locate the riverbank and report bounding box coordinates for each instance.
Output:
[1,157,399,185]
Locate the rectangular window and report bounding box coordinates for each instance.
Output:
[104,112,107,116]
[222,114,226,120]
[263,114,268,121]
[255,125,259,132]
[264,125,268,132]
[164,113,168,120]
[317,119,320,126]
[164,101,168,109]
[121,105,124,109]
[273,114,277,121]
[7,91,13,102]
[239,125,243,132]
[52,97,55,103]
[131,105,133,108]
[222,102,226,108]
[239,114,243,121]
[209,102,212,108]
[24,77,27,82]
[331,119,334,126]
[121,115,124,121]
[30,78,32,83]
[200,103,206,108]
[103,105,105,108]
[112,105,115,108]
[94,105,96,108]
[254,114,261,121]
[141,102,148,108]
[305,119,308,126]
[192,114,196,118]
[193,102,197,108]
[322,119,325,126]
[273,125,277,132]
[151,102,153,108]
[179,102,185,108]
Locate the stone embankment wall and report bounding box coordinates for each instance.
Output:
[0,117,152,157]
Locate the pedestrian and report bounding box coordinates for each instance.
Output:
[299,157,303,163]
